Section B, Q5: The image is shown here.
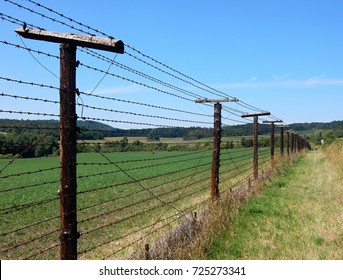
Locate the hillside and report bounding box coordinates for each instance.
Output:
[1,119,342,140]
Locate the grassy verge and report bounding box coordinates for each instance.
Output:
[206,143,343,259]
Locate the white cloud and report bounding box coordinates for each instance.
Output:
[306,74,326,81]
[216,78,343,89]
[272,73,290,81]
[248,76,258,82]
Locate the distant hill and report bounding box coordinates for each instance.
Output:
[0,118,342,140]
[0,119,122,140]
[289,121,343,133]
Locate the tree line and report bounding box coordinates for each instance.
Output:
[0,118,342,158]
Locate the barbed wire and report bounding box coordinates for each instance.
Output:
[0,12,42,29]
[78,153,210,181]
[79,48,205,100]
[0,109,59,118]
[0,196,58,215]
[77,160,211,196]
[9,0,236,102]
[79,62,196,103]
[78,211,181,257]
[23,0,111,37]
[78,174,210,230]
[0,39,59,60]
[78,168,210,215]
[0,75,213,120]
[23,243,59,260]
[0,165,60,180]
[104,196,210,259]
[3,0,286,122]
[79,182,208,240]
[1,92,59,104]
[0,0,305,261]
[0,212,59,237]
[78,103,212,125]
[0,227,59,254]
[0,75,59,90]
[3,0,90,34]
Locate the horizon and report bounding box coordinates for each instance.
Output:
[1,0,342,128]
[1,117,342,130]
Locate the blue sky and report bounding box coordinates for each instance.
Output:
[1,0,342,128]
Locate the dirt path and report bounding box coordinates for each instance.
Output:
[207,149,343,259]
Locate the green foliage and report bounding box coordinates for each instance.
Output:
[1,118,343,157]
[241,137,253,148]
[147,130,160,141]
[183,128,211,140]
[0,132,59,158]
[223,140,234,149]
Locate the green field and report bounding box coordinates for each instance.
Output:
[0,147,271,259]
[80,135,270,145]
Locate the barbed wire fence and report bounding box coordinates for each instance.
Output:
[0,0,311,260]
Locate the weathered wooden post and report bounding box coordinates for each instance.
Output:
[212,102,222,199]
[15,27,124,259]
[59,43,78,259]
[196,98,238,200]
[291,131,295,154]
[280,126,284,156]
[241,112,271,180]
[286,130,290,156]
[262,120,282,161]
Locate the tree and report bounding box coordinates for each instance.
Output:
[241,137,253,148]
[223,140,234,149]
[147,130,160,141]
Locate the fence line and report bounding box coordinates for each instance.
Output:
[0,0,311,259]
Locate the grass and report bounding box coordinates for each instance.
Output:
[0,147,270,259]
[206,142,343,260]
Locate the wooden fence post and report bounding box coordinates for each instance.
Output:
[291,132,294,154]
[15,28,124,260]
[242,112,270,180]
[280,126,284,157]
[253,116,259,179]
[211,102,221,200]
[59,43,78,260]
[196,98,238,200]
[263,120,282,162]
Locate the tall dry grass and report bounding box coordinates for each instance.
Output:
[132,154,298,259]
[205,142,343,260]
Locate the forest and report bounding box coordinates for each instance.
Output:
[0,118,342,158]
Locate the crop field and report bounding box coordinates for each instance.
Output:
[80,136,253,144]
[0,147,271,259]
